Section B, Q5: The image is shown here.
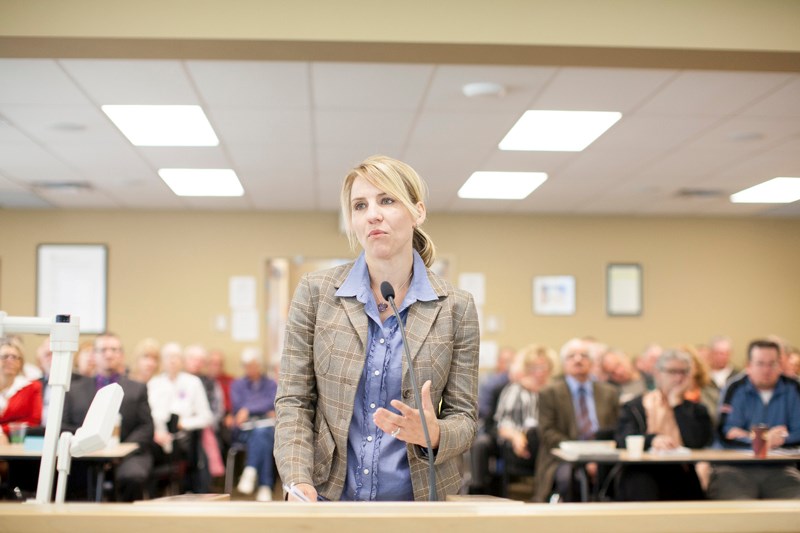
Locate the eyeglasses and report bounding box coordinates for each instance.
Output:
[752,361,780,369]
[663,368,690,376]
[0,353,23,361]
[565,352,590,361]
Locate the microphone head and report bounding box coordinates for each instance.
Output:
[380,281,395,301]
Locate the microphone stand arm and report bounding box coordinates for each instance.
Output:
[387,297,437,501]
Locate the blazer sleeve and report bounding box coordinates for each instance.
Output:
[274,274,319,486]
[427,289,480,465]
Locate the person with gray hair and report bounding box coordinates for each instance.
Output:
[147,342,214,494]
[534,337,620,502]
[230,347,278,502]
[614,349,712,501]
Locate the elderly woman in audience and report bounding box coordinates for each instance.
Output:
[0,338,42,441]
[615,349,712,501]
[147,342,214,494]
[494,344,555,474]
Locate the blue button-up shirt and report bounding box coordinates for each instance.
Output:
[335,250,437,501]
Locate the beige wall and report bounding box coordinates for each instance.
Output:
[3,0,800,52]
[1,209,798,372]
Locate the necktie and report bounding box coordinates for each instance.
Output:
[577,385,593,441]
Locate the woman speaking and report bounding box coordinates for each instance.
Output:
[275,155,480,502]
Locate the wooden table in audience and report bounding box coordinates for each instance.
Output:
[0,442,139,501]
[551,448,800,502]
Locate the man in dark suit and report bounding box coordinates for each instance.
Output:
[62,332,154,501]
[534,337,620,502]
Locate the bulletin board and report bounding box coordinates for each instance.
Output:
[36,244,108,333]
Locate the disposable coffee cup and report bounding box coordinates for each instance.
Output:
[625,435,645,459]
[9,422,28,444]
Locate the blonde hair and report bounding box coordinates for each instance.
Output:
[340,155,436,267]
[510,344,556,380]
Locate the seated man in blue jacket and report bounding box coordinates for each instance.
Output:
[708,339,800,499]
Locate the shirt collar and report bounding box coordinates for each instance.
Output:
[565,375,594,396]
[336,250,438,310]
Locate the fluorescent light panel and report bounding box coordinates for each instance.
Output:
[500,110,622,152]
[730,177,800,203]
[102,105,219,146]
[158,168,244,197]
[458,171,547,200]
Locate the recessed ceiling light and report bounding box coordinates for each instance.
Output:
[158,168,244,197]
[730,177,800,203]
[102,105,219,146]
[499,110,622,152]
[458,171,547,200]
[462,82,506,98]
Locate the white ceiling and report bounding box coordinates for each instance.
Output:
[0,58,799,217]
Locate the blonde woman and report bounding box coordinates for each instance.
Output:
[275,156,479,502]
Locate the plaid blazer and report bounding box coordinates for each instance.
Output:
[275,261,480,501]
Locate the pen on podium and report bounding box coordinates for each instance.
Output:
[283,483,311,502]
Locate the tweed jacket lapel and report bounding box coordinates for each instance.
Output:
[404,297,441,363]
[340,293,369,351]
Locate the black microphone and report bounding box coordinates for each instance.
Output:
[380,281,437,501]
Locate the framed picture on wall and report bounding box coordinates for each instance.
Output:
[607,263,642,316]
[533,275,576,316]
[36,244,108,333]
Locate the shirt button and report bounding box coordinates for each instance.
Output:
[369,403,376,409]
[363,468,370,475]
[403,390,411,399]
[374,370,380,376]
[367,436,373,442]
[379,338,385,344]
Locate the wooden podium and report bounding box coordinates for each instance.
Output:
[0,499,798,533]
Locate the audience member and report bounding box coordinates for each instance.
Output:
[635,343,662,391]
[706,335,739,390]
[231,348,278,502]
[147,342,214,494]
[183,344,225,480]
[598,348,646,404]
[682,346,720,426]
[62,333,154,501]
[787,347,800,381]
[130,338,161,384]
[0,338,42,438]
[709,339,800,499]
[534,338,620,502]
[767,335,793,377]
[615,349,711,501]
[494,345,554,477]
[477,346,515,421]
[208,349,234,416]
[74,340,96,378]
